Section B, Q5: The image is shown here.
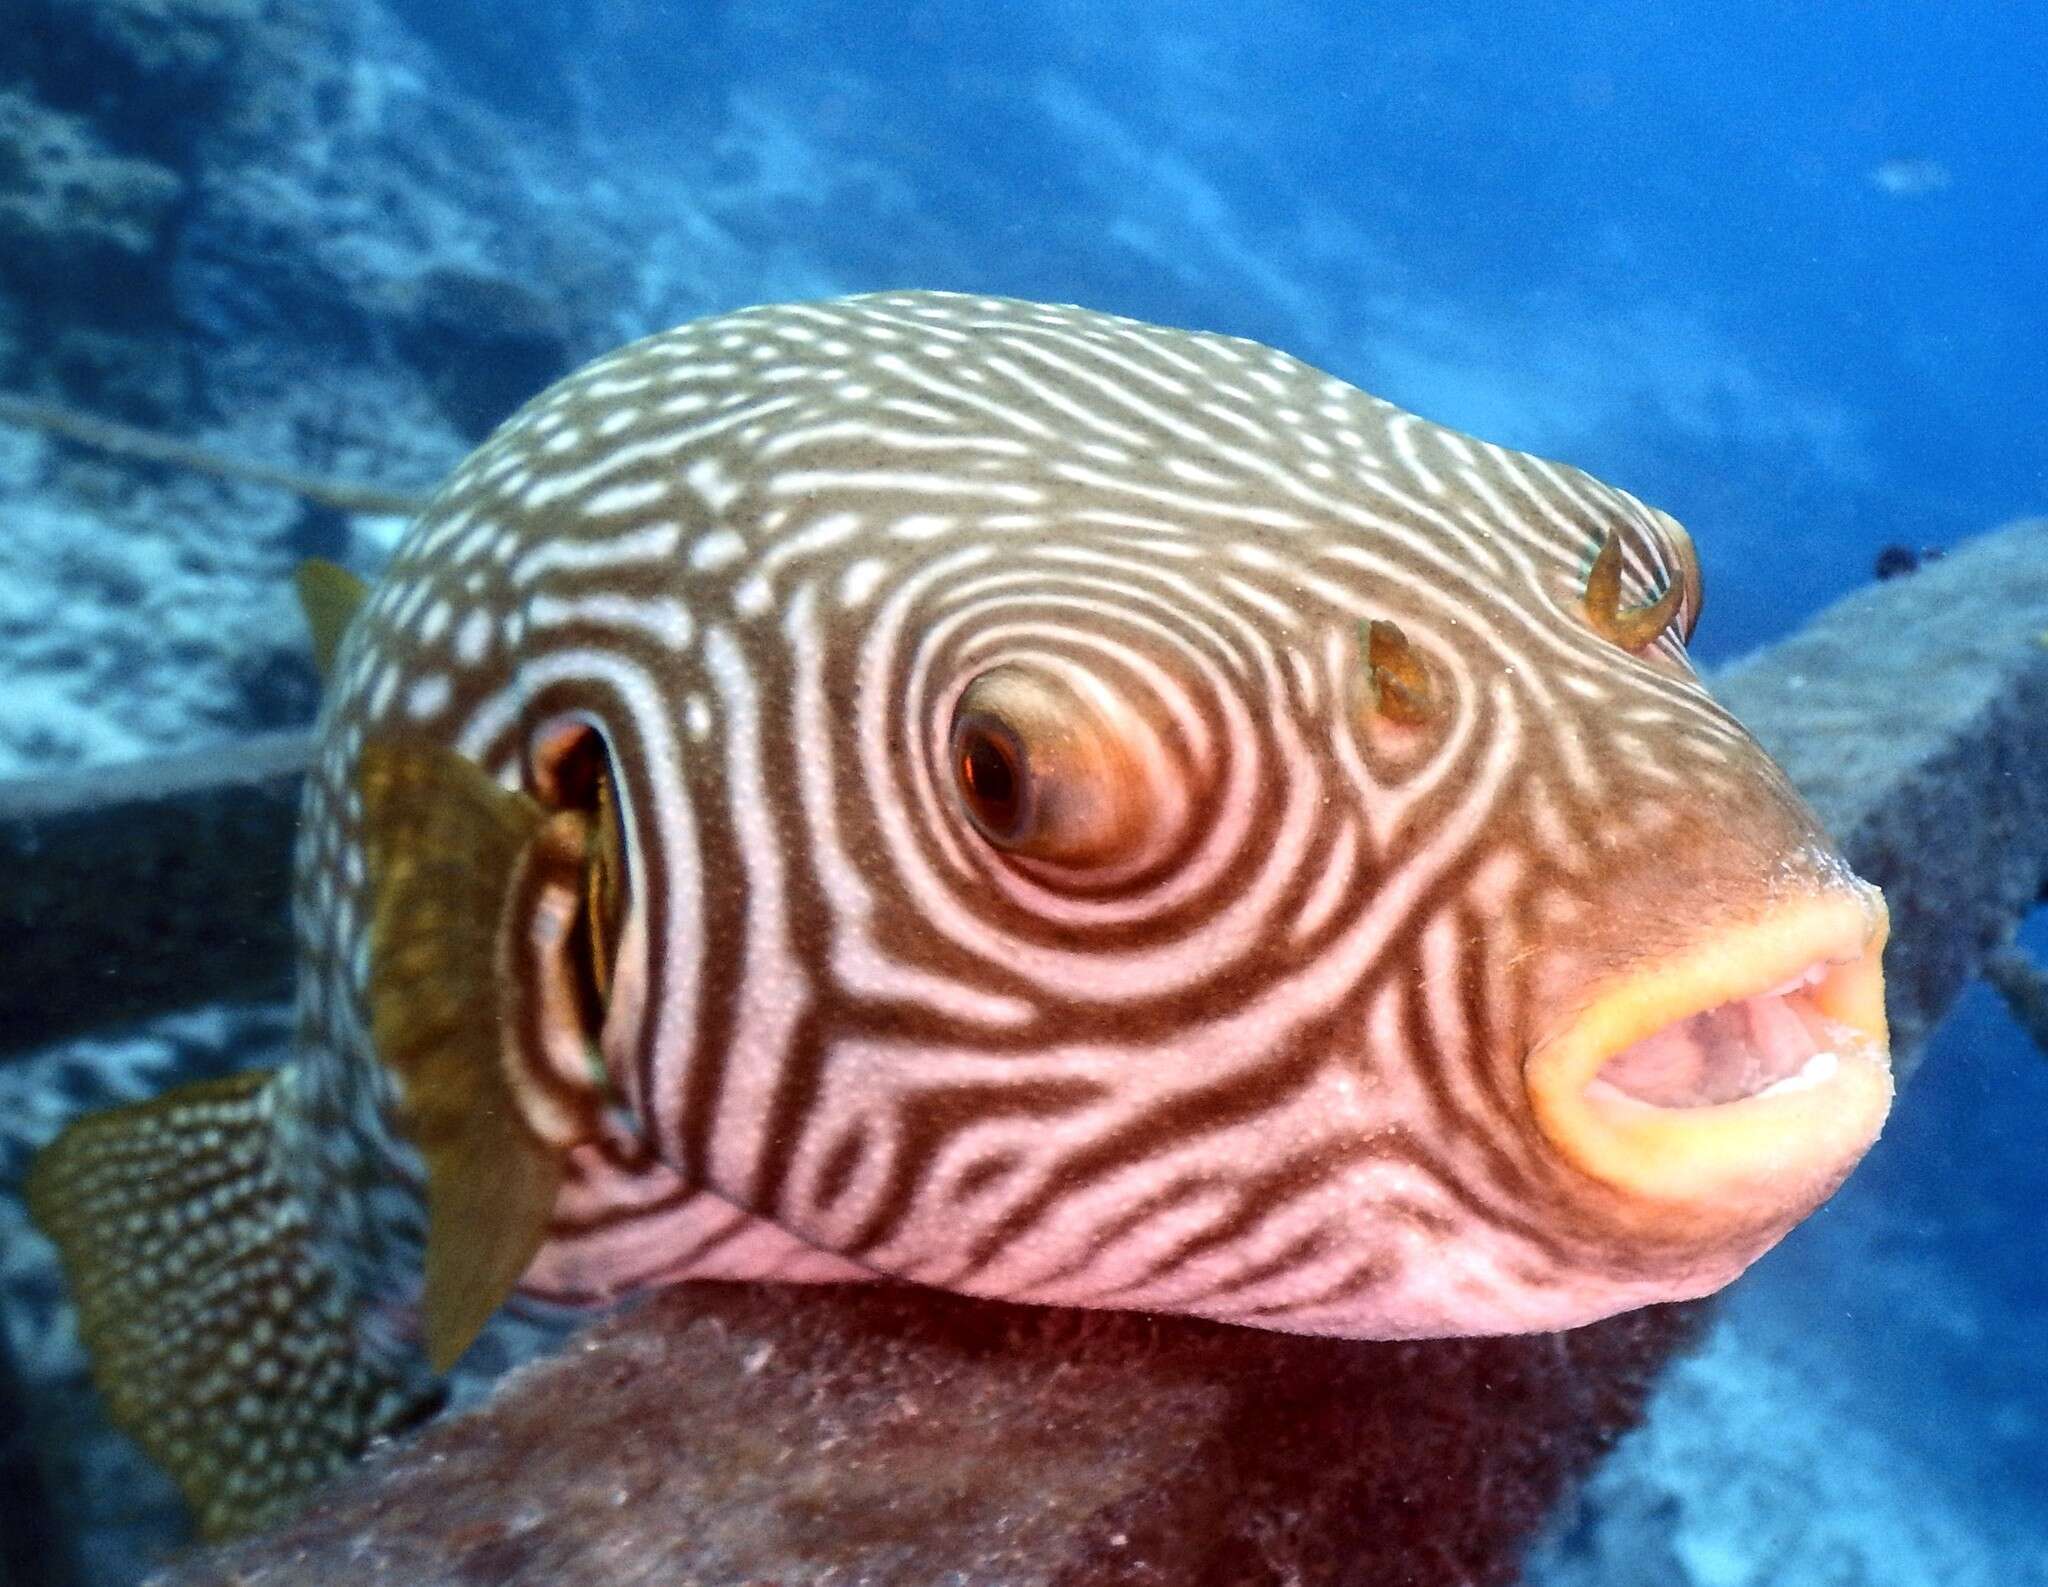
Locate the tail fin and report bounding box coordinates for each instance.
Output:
[27,1068,428,1538]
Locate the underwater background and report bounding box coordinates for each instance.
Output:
[0,0,2042,1581]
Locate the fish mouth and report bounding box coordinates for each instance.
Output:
[1525,889,1892,1212]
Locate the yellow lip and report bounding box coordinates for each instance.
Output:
[1525,888,1892,1210]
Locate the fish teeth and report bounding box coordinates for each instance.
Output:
[1755,1049,1840,1099]
[1757,962,1830,1001]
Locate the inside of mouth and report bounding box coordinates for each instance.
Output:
[1588,965,1857,1110]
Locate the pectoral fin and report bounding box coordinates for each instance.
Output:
[358,739,605,1370]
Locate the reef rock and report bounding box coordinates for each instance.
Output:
[11,0,266,168]
[1711,515,2048,1071]
[4,0,637,425]
[151,1282,1703,1587]
[0,91,182,316]
[382,266,580,443]
[0,733,304,1055]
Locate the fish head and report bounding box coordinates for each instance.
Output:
[446,295,1889,1339]
[824,417,1889,1336]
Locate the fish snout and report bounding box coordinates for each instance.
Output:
[1523,881,1891,1231]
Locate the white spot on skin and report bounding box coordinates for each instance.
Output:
[454,608,492,665]
[366,662,399,721]
[684,694,714,741]
[839,558,888,607]
[405,674,453,721]
[418,599,452,644]
[733,576,772,617]
[585,374,653,398]
[390,581,431,629]
[508,522,683,587]
[581,478,672,517]
[889,514,956,541]
[448,522,502,564]
[685,456,742,511]
[690,530,746,571]
[528,592,695,650]
[331,895,358,962]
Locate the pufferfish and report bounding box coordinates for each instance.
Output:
[28,292,1892,1537]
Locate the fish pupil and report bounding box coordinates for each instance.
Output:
[959,728,1021,834]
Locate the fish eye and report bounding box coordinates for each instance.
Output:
[946,664,1167,867]
[952,714,1029,842]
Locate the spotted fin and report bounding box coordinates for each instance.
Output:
[359,738,604,1371]
[26,1069,427,1538]
[293,559,368,682]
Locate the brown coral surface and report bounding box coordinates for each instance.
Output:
[149,1282,1704,1587]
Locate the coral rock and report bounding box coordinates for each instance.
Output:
[148,1282,1703,1587]
[0,92,182,310]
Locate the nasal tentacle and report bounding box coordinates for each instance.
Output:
[1582,529,1686,652]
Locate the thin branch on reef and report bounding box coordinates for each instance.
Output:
[0,392,430,519]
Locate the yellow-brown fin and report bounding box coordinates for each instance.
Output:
[27,1069,427,1538]
[293,559,369,682]
[359,738,603,1371]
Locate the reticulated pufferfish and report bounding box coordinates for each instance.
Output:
[29,292,1892,1536]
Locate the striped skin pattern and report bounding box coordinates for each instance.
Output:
[290,291,1878,1347]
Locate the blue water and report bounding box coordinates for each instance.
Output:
[1746,909,2048,1534]
[5,0,2045,1580]
[495,0,2048,663]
